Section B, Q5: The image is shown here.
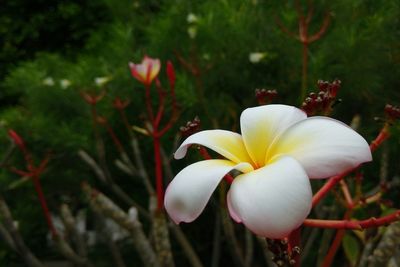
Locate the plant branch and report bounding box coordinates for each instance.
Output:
[303,210,400,230]
[0,197,45,267]
[82,183,160,267]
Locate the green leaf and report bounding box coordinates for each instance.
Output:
[342,233,361,267]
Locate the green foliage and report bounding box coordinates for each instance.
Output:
[342,232,361,267]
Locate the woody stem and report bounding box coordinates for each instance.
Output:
[153,135,164,211]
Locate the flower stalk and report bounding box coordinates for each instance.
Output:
[130,56,179,211]
[8,130,57,238]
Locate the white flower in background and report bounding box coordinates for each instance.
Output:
[43,77,55,86]
[94,76,112,87]
[249,52,267,63]
[187,26,197,39]
[60,79,71,89]
[165,104,372,238]
[187,13,198,24]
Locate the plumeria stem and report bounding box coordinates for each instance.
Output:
[370,123,390,153]
[8,130,58,239]
[145,84,155,122]
[339,180,353,209]
[32,174,58,238]
[320,210,352,267]
[312,168,354,207]
[303,210,400,230]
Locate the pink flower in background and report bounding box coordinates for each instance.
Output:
[129,56,161,85]
[164,104,372,238]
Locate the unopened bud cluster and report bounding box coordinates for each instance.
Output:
[384,104,400,122]
[180,116,201,138]
[301,79,341,115]
[255,89,278,105]
[266,238,300,266]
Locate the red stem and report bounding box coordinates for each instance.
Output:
[312,168,354,207]
[288,227,301,267]
[32,174,58,238]
[145,85,155,123]
[154,81,166,128]
[320,211,352,267]
[303,210,400,229]
[370,124,390,153]
[339,180,354,209]
[103,120,124,153]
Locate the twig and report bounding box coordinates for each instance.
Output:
[0,197,45,267]
[0,222,16,251]
[94,211,127,267]
[359,235,380,267]
[78,150,150,220]
[54,236,94,267]
[244,229,253,267]
[211,212,221,267]
[78,150,107,183]
[130,138,156,195]
[168,222,204,267]
[151,211,175,267]
[60,204,87,257]
[368,221,400,267]
[219,184,246,267]
[82,183,160,267]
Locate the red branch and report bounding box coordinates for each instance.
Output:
[8,130,57,238]
[320,210,352,267]
[303,210,400,230]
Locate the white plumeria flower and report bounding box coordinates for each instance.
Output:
[60,79,71,89]
[165,104,372,238]
[249,52,267,63]
[94,76,112,87]
[43,77,55,86]
[187,13,198,24]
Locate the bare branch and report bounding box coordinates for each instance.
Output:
[0,197,45,267]
[169,222,204,267]
[308,12,332,43]
[82,183,160,267]
[60,204,87,257]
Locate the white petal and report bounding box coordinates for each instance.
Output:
[174,130,253,164]
[240,104,307,167]
[228,156,312,238]
[266,117,372,178]
[227,191,241,223]
[164,160,253,224]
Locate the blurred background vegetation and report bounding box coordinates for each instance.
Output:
[0,0,399,266]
